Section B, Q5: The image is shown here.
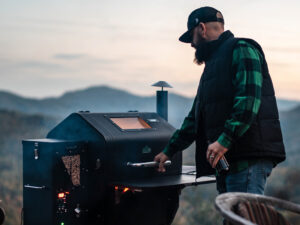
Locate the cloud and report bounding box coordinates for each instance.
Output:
[53,53,123,66]
[17,60,68,71]
[86,57,121,65]
[0,59,71,74]
[54,54,86,60]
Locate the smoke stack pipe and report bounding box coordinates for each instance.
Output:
[152,81,173,121]
[157,90,168,121]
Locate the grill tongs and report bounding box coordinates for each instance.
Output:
[127,160,171,168]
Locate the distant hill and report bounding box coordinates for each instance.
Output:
[0,85,298,128]
[0,86,194,128]
[279,105,300,167]
[277,99,300,111]
[0,109,58,171]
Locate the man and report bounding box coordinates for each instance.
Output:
[154,6,286,194]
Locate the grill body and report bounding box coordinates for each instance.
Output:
[22,112,215,225]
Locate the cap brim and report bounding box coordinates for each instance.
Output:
[179,30,192,43]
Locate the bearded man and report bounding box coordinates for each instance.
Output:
[154,6,285,194]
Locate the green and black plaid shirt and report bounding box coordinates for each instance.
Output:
[163,40,263,173]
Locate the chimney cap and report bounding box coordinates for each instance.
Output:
[151,81,173,88]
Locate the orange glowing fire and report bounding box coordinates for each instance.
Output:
[114,186,130,193]
[58,193,65,199]
[58,192,69,199]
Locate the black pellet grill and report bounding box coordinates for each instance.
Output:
[23,112,215,225]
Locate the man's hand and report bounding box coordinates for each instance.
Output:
[206,141,228,168]
[154,152,169,172]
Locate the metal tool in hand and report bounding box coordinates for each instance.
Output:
[127,160,172,168]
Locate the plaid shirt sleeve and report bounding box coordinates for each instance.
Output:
[217,40,263,149]
[162,98,196,158]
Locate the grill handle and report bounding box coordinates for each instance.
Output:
[126,160,171,168]
[24,185,46,190]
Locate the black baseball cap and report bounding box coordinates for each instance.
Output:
[179,6,224,43]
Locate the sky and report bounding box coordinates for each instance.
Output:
[1,0,300,99]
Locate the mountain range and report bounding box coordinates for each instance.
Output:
[0,85,299,128]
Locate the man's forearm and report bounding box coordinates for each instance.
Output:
[162,99,197,157]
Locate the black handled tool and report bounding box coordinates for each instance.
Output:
[208,140,229,173]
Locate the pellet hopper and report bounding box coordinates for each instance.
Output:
[22,82,215,225]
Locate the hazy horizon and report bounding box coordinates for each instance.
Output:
[1,0,300,100]
[1,84,300,104]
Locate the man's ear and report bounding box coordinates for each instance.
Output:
[199,22,206,36]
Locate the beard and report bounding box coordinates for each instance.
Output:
[194,41,209,65]
[194,38,222,65]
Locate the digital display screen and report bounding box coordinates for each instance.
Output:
[110,117,151,130]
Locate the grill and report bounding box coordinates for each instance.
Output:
[22,92,215,225]
[46,112,182,182]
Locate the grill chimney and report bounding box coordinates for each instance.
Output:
[152,81,172,121]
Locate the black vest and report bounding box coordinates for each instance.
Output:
[195,31,286,177]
